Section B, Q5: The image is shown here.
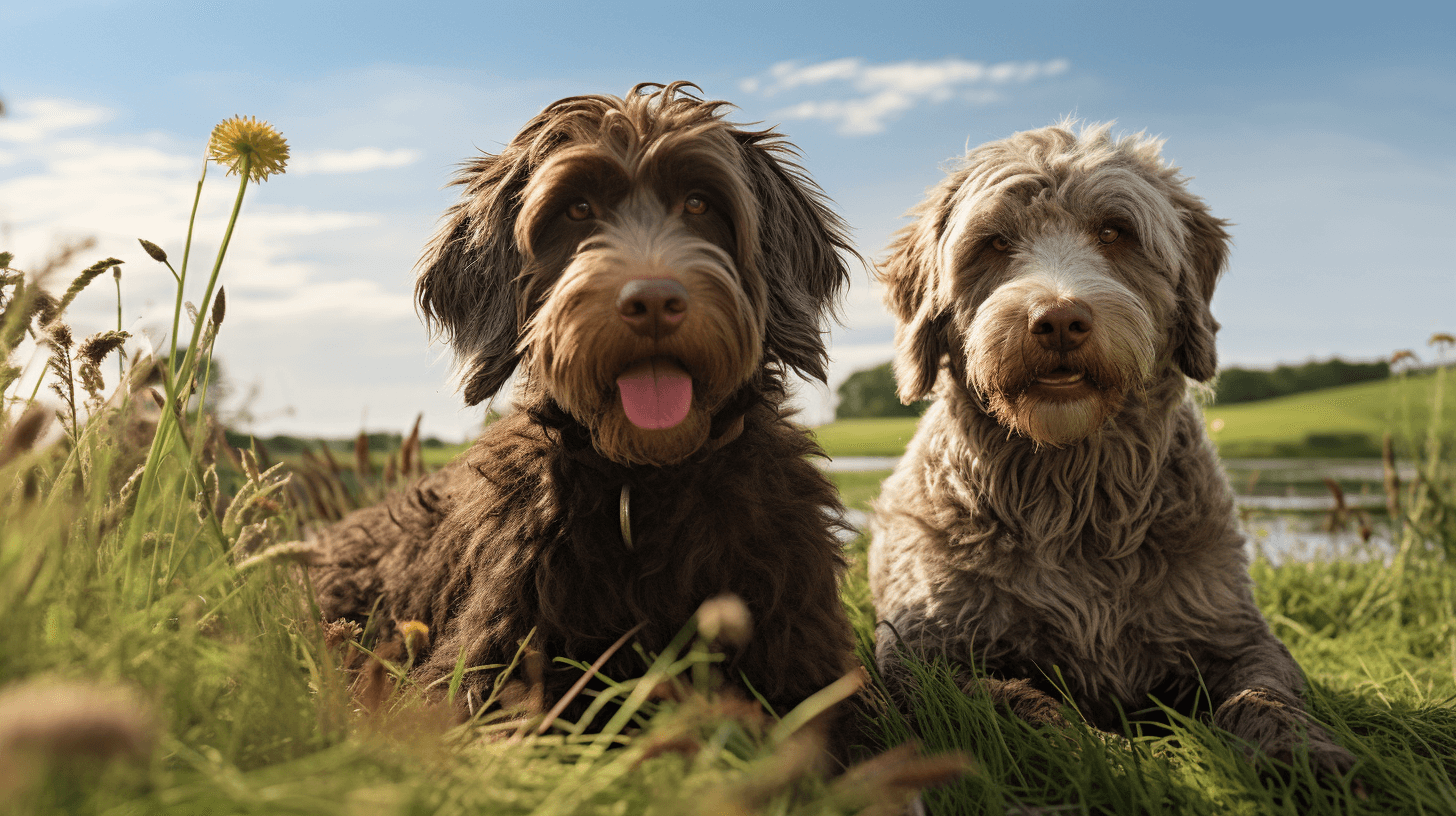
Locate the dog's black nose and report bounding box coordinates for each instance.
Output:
[617,278,689,339]
[1030,302,1093,351]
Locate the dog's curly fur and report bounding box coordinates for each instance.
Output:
[869,122,1357,776]
[308,82,858,721]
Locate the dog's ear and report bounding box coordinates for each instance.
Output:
[1170,199,1231,383]
[734,132,854,384]
[879,188,956,404]
[415,151,533,406]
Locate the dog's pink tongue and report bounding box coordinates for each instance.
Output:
[616,359,693,430]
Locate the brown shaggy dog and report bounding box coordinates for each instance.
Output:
[869,122,1357,776]
[307,83,858,723]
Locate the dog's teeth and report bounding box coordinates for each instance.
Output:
[1036,372,1084,385]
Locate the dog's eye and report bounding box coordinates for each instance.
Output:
[684,194,708,215]
[991,236,1011,252]
[566,200,594,221]
[1097,227,1120,245]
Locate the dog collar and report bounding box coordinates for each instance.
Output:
[619,483,634,550]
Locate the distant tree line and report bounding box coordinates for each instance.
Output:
[223,430,449,455]
[1212,358,1389,404]
[835,362,928,420]
[834,357,1391,418]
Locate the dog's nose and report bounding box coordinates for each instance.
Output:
[1029,302,1093,351]
[616,278,689,339]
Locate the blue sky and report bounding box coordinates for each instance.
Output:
[3,0,1453,438]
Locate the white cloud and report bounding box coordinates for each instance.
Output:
[740,57,1070,135]
[0,98,113,143]
[230,279,413,322]
[0,96,412,335]
[290,147,422,175]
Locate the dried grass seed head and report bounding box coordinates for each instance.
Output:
[47,324,72,349]
[695,594,752,647]
[77,330,130,366]
[0,678,158,768]
[57,258,122,314]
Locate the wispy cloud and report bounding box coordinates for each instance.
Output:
[740,57,1070,135]
[0,97,412,328]
[0,98,113,143]
[290,147,422,175]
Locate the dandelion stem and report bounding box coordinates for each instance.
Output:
[128,159,239,561]
[115,272,124,385]
[170,166,206,367]
[176,154,249,394]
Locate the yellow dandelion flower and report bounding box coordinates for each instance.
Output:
[207,116,289,183]
[400,620,430,654]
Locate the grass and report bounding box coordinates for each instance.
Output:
[2,119,1454,814]
[827,470,893,513]
[1205,368,1456,459]
[812,418,921,458]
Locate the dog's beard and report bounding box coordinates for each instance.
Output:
[973,350,1141,448]
[985,386,1124,448]
[965,268,1157,448]
[591,398,714,465]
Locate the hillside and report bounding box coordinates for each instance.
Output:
[812,369,1455,459]
[1204,368,1454,458]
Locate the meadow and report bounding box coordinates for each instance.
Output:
[1,118,1453,815]
[814,367,1456,462]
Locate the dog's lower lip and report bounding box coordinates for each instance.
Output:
[1034,369,1084,386]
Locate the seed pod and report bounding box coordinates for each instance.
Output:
[210,286,226,327]
[138,239,168,263]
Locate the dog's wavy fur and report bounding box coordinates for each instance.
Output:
[308,83,858,722]
[869,122,1356,775]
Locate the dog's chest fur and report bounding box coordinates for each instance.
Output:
[312,401,854,710]
[871,375,1254,713]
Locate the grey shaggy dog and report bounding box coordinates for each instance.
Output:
[869,121,1357,777]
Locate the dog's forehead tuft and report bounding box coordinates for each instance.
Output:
[938,122,1199,277]
[520,84,738,171]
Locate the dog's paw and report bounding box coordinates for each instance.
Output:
[1304,737,1363,793]
[969,676,1069,728]
[1215,688,1363,792]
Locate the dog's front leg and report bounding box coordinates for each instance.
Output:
[1199,632,1357,778]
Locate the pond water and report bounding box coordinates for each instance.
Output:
[826,456,1404,564]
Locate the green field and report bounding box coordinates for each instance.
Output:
[811,369,1456,461]
[1204,369,1455,458]
[811,417,922,457]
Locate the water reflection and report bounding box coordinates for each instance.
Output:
[1242,512,1393,565]
[826,456,1402,564]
